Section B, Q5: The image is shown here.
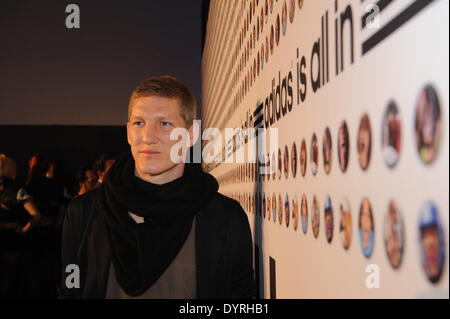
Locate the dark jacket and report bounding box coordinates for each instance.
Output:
[59,188,255,299]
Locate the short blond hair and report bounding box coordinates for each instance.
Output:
[128,75,196,128]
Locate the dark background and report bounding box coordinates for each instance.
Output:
[0,0,210,185]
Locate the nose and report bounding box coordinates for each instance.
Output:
[142,123,159,145]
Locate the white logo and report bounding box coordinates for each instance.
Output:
[365,264,380,288]
[365,4,380,29]
[65,4,80,29]
[65,264,80,289]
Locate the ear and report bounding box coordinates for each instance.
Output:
[188,121,200,148]
[126,121,131,146]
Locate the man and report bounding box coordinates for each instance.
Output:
[60,76,255,298]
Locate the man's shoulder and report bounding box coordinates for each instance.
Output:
[202,192,248,224]
[65,188,99,226]
[69,188,99,208]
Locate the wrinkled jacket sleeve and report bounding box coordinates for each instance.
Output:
[229,200,256,299]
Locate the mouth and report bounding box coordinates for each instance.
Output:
[141,150,161,156]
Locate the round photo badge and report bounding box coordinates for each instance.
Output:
[271,152,276,180]
[338,121,350,172]
[278,194,283,225]
[257,17,260,42]
[310,133,319,176]
[252,192,255,214]
[253,25,256,49]
[418,201,445,283]
[275,14,280,45]
[262,193,266,219]
[324,195,334,243]
[267,194,271,220]
[300,138,307,177]
[301,194,308,234]
[359,198,375,258]
[340,197,352,250]
[289,0,295,23]
[265,0,269,23]
[382,101,401,168]
[257,53,260,76]
[277,148,282,180]
[284,144,289,179]
[323,127,332,174]
[291,141,297,178]
[292,194,299,231]
[260,7,264,32]
[383,200,405,269]
[284,193,290,227]
[270,25,274,55]
[282,1,287,35]
[415,84,442,165]
[312,195,320,238]
[298,0,303,9]
[357,113,372,170]
[272,192,277,222]
[261,44,265,70]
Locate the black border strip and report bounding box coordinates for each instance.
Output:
[362,0,436,55]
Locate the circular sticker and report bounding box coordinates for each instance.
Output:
[383,200,405,269]
[301,194,308,234]
[359,198,375,258]
[300,138,307,177]
[340,197,352,250]
[292,194,299,231]
[338,121,350,172]
[358,113,372,170]
[415,84,442,164]
[311,133,319,176]
[418,201,445,283]
[282,1,288,35]
[323,127,332,174]
[291,141,297,178]
[324,195,334,243]
[382,101,402,168]
[284,193,290,227]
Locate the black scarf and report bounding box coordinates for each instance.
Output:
[97,150,218,296]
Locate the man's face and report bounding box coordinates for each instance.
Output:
[127,96,192,184]
[360,200,373,248]
[300,145,306,174]
[422,226,439,277]
[324,133,331,162]
[358,126,370,168]
[339,127,348,170]
[326,211,332,239]
[421,94,435,146]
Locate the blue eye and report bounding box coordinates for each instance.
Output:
[161,121,172,127]
[133,121,144,126]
